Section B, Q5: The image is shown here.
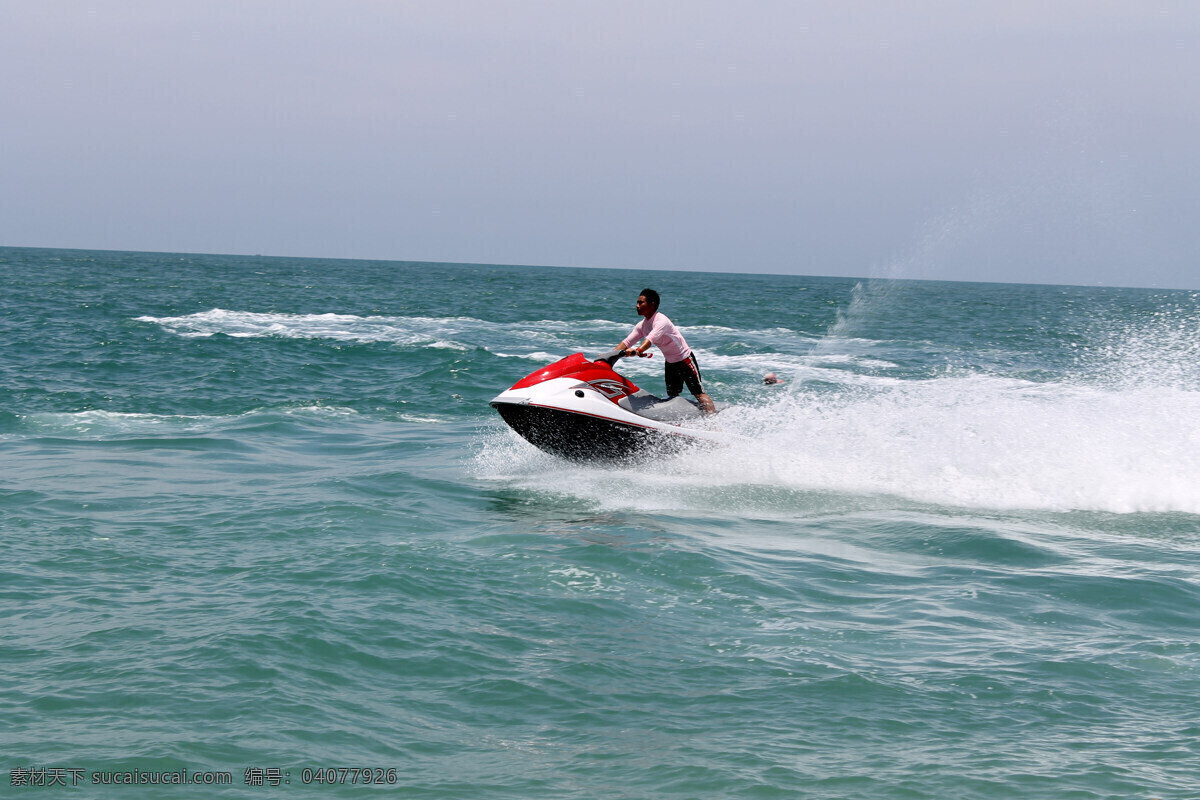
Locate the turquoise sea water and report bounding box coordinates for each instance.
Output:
[3,246,1199,798]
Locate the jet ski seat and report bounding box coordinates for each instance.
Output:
[617,390,705,422]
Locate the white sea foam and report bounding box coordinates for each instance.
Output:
[395,413,451,424]
[278,405,361,418]
[489,351,565,362]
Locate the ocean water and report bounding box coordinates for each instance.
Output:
[2,246,1199,798]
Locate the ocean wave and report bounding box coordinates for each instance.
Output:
[15,410,231,437]
[10,406,361,439]
[692,350,902,379]
[132,310,825,364]
[134,310,627,345]
[4,405,465,442]
[135,309,469,345]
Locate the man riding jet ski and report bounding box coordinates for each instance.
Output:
[615,288,716,416]
[490,347,725,462]
[492,288,726,461]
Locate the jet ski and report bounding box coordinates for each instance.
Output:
[490,349,725,462]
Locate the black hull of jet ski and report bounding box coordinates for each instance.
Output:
[491,401,702,463]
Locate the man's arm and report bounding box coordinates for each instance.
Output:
[618,320,650,354]
[622,339,652,357]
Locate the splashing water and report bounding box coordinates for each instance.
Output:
[481,287,1200,516]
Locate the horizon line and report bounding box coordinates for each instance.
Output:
[1,243,1191,293]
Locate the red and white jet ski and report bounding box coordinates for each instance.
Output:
[490,349,725,461]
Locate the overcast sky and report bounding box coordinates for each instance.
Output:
[2,1,1197,287]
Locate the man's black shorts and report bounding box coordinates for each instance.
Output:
[665,353,704,398]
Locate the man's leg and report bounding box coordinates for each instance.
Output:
[683,355,716,416]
